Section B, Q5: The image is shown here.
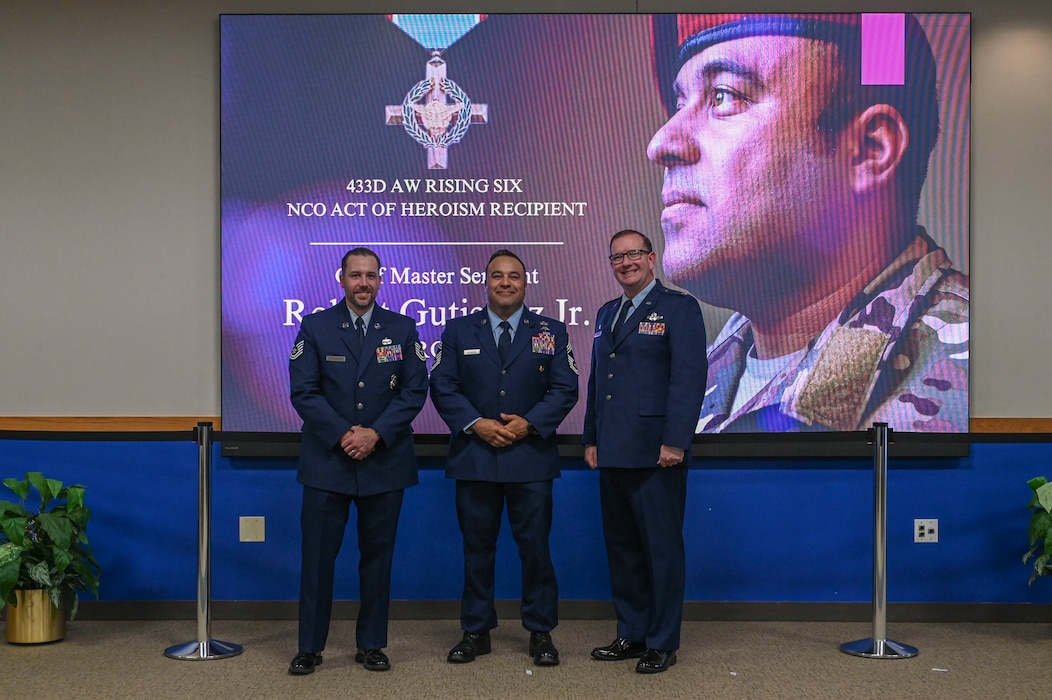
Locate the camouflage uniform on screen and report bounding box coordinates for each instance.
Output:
[698,229,969,433]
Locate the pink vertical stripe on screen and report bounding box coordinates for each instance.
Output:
[861,14,905,85]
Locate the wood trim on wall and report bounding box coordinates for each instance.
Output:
[969,418,1052,433]
[0,416,221,432]
[0,416,1050,434]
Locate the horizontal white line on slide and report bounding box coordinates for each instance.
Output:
[310,241,564,246]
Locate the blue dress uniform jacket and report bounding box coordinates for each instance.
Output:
[583,281,708,466]
[583,280,707,653]
[290,303,428,497]
[430,309,579,482]
[289,301,427,654]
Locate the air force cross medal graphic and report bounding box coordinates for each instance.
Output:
[385,15,489,169]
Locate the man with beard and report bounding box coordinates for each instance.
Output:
[287,247,428,674]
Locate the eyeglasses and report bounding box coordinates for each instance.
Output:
[608,249,651,264]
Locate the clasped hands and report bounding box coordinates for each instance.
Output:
[473,413,530,448]
[340,425,380,460]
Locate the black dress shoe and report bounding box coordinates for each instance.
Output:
[591,637,646,661]
[447,630,491,663]
[355,648,391,671]
[636,648,677,674]
[288,651,322,675]
[529,631,560,666]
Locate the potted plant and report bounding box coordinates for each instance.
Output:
[1023,476,1052,586]
[0,471,101,643]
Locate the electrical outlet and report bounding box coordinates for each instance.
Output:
[914,518,938,543]
[239,516,265,542]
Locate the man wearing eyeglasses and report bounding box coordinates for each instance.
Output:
[583,229,708,674]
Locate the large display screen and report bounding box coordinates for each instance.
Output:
[221,13,969,438]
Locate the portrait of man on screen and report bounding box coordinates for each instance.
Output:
[648,14,969,433]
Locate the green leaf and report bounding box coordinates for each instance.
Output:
[0,542,21,567]
[3,476,29,500]
[1,516,28,546]
[1031,553,1051,587]
[1028,476,1049,491]
[36,512,73,549]
[66,504,90,530]
[52,546,72,574]
[0,499,30,519]
[26,559,52,588]
[26,472,49,504]
[1037,482,1052,514]
[44,478,64,505]
[65,486,85,511]
[0,556,21,605]
[1029,510,1052,547]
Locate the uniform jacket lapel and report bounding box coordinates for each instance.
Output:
[357,307,387,379]
[337,305,362,362]
[505,313,534,367]
[473,313,501,367]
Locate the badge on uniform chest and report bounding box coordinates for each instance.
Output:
[532,331,555,355]
[376,344,403,363]
[638,322,666,336]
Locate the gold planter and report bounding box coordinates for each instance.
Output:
[5,589,66,644]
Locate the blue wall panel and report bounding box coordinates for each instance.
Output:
[1,439,1048,605]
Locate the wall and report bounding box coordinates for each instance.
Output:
[2,1,1051,609]
[0,0,1050,418]
[2,439,1048,606]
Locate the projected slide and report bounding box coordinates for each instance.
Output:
[221,14,969,435]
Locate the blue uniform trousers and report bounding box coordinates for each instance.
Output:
[298,484,404,653]
[599,465,687,651]
[455,479,558,634]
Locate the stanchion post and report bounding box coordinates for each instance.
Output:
[840,423,918,659]
[164,422,244,660]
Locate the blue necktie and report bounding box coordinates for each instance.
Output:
[355,317,365,347]
[498,321,511,362]
[612,300,633,336]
